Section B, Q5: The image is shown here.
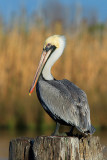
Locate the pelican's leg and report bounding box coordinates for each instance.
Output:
[67,126,74,136]
[51,122,60,136]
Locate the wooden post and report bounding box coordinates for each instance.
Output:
[9,136,104,160]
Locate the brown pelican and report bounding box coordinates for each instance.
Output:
[29,35,95,136]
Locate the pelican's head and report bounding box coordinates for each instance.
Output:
[44,35,64,49]
[29,35,66,95]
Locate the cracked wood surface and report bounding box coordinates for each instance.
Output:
[9,136,104,160]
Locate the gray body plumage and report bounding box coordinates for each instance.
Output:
[36,75,95,134]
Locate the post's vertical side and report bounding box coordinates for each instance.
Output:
[33,136,80,160]
[9,136,104,160]
[79,136,104,160]
[9,137,31,160]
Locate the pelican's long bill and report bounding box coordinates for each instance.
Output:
[29,49,51,95]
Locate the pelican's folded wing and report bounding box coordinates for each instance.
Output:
[37,78,91,133]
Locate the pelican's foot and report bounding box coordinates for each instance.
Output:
[66,131,73,136]
[66,126,75,136]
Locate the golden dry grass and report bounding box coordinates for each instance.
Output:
[0,25,107,129]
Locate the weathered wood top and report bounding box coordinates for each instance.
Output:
[9,136,105,160]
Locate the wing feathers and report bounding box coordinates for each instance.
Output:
[37,78,91,133]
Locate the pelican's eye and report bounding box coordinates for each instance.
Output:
[44,43,52,52]
[46,43,51,47]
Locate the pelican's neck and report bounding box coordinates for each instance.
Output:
[42,38,65,80]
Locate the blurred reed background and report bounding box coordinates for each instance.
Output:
[0,0,107,137]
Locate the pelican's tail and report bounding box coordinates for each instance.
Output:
[89,125,96,134]
[85,125,96,135]
[84,125,96,135]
